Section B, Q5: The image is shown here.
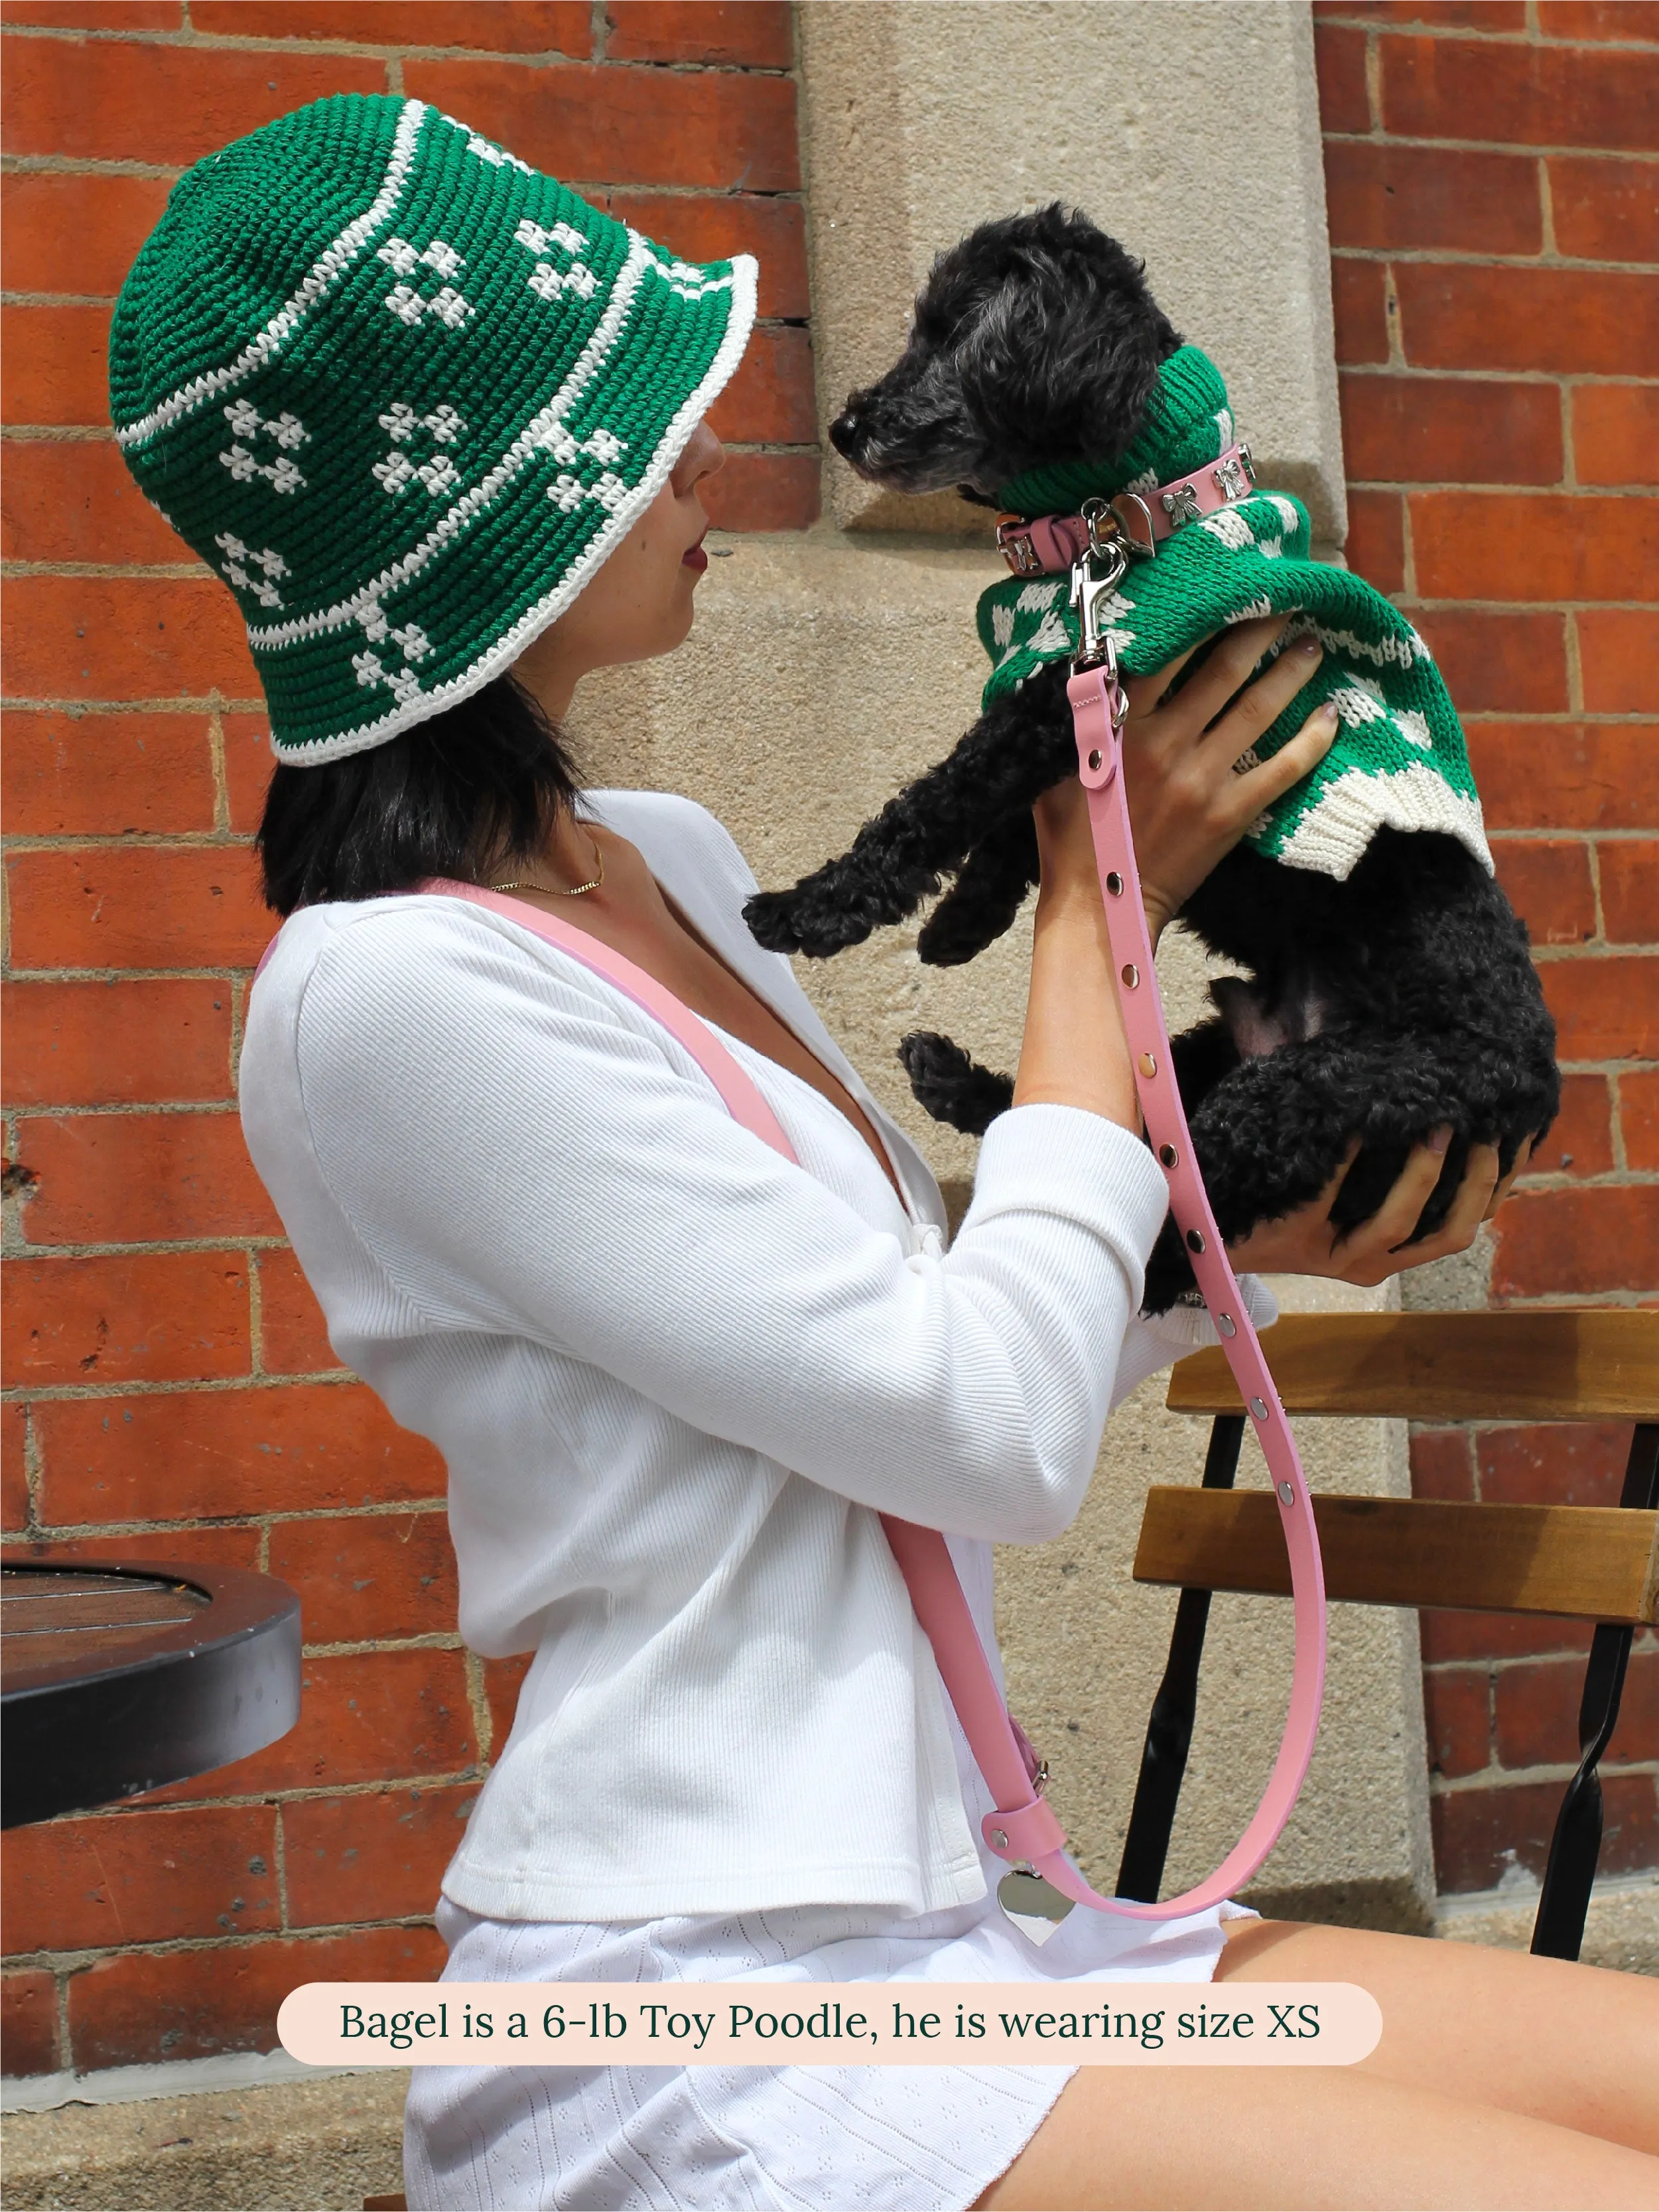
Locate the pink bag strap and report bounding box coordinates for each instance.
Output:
[415,822,1325,1921]
[420,881,799,1157]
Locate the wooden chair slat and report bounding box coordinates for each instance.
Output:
[1165,1310,1659,1421]
[1132,1490,1659,1623]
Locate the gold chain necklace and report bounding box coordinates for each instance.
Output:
[491,830,606,899]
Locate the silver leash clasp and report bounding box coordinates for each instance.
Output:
[1070,501,1129,676]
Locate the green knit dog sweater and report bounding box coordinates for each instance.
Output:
[980,346,1490,882]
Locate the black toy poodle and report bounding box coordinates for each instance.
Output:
[743,206,1558,1313]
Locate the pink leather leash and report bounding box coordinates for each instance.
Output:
[414,813,1326,1918]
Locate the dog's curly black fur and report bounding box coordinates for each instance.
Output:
[744,206,1559,1311]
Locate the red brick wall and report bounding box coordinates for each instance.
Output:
[1315,0,1657,1894]
[0,0,810,2077]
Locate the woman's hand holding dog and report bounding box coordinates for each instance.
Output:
[1118,614,1339,943]
[1227,1130,1533,1284]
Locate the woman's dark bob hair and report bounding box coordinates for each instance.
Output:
[257,675,580,917]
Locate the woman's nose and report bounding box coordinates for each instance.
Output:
[674,419,725,492]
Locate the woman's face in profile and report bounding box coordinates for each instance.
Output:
[515,419,726,712]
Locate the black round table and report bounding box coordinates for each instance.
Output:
[1,1554,301,1827]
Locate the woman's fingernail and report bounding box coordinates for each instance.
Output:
[1295,636,1322,657]
[1319,700,1340,724]
[1428,1126,1453,1155]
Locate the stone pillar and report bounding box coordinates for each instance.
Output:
[572,0,1434,1931]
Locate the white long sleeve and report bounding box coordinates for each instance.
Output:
[238,790,1260,1922]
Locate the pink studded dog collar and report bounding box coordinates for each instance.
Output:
[997,442,1257,576]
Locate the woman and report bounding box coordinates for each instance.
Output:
[112,96,1657,2212]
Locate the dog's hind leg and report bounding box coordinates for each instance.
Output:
[743,670,1075,957]
[917,810,1040,966]
[897,1031,1015,1136]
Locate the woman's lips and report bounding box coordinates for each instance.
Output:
[683,535,708,573]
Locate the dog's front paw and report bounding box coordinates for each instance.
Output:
[1140,1215,1195,1316]
[897,1032,1014,1136]
[743,885,878,958]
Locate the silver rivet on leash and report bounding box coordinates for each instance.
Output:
[1278,1481,1295,1504]
[1140,1051,1158,1078]
[1251,1396,1270,1421]
[990,1828,1008,1850]
[1186,1227,1205,1253]
[1217,1313,1236,1337]
[1106,870,1124,896]
[1158,1142,1177,1167]
[1122,963,1139,989]
[1088,748,1103,771]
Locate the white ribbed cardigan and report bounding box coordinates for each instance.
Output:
[239,791,1262,1925]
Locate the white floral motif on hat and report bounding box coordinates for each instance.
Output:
[372,406,470,499]
[516,218,588,257]
[528,259,598,304]
[353,647,421,705]
[218,401,309,493]
[515,216,600,306]
[378,238,474,327]
[214,530,289,608]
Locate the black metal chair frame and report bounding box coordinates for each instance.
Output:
[1115,1418,1659,1961]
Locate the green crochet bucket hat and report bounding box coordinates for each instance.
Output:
[981,345,1491,883]
[109,94,756,765]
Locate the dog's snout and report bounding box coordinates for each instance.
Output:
[828,409,861,458]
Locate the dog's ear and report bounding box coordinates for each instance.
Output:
[949,205,1181,491]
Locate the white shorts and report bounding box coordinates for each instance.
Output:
[403,1887,1246,2210]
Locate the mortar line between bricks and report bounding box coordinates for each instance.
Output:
[1,562,211,580]
[1,1916,445,1975]
[0,1773,490,1831]
[0,155,806,211]
[49,1963,71,2075]
[5,830,268,847]
[0,154,183,180]
[1,694,265,713]
[9,1100,255,1118]
[1611,1069,1634,1179]
[300,1634,464,1658]
[1,289,133,306]
[1349,480,1658,497]
[5,1230,290,1257]
[273,1786,291,1937]
[1426,1644,1658,1677]
[245,1228,269,1383]
[0,426,115,444]
[1321,129,1659,162]
[1,968,265,987]
[0,1368,369,1407]
[0,23,790,75]
[17,1499,450,1530]
[1329,244,1658,275]
[1431,1755,1659,1795]
[1319,13,1659,49]
[464,1645,495,1768]
[1337,366,1659,389]
[1531,939,1659,958]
